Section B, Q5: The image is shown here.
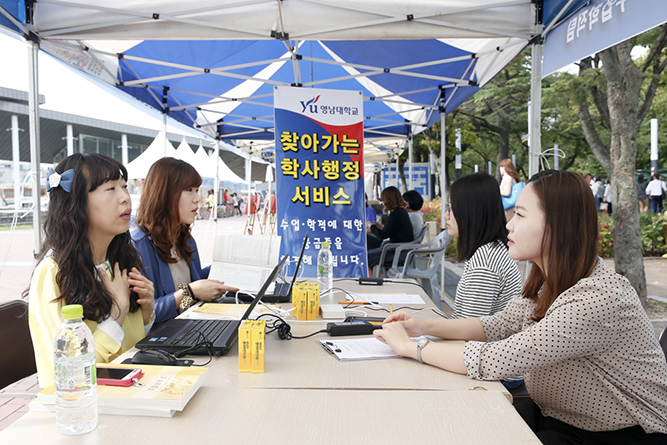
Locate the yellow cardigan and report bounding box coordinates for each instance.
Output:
[28,256,146,388]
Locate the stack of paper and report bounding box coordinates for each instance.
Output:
[30,364,208,417]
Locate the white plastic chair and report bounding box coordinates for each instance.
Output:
[372,224,428,278]
[386,230,452,310]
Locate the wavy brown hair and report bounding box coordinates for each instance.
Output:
[28,153,142,323]
[380,186,406,211]
[522,170,598,321]
[135,158,201,264]
[500,158,520,183]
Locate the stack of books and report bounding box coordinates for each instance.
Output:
[30,364,208,417]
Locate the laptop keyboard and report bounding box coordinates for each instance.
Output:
[171,320,232,346]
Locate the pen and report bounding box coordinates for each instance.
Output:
[390,305,393,314]
[338,301,372,305]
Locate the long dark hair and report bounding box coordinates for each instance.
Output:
[135,158,202,264]
[450,173,508,262]
[521,170,598,321]
[33,153,142,323]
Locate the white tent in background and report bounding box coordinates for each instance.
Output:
[195,144,217,179]
[174,137,201,171]
[126,132,176,179]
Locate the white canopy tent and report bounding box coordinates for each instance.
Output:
[126,131,176,180]
[0,0,590,257]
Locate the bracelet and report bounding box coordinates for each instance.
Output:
[178,283,195,313]
[143,311,155,326]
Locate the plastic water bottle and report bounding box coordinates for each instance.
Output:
[318,241,334,302]
[54,304,98,435]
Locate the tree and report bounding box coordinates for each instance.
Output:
[575,24,667,305]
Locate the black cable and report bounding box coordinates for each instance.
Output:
[173,331,213,366]
[255,313,327,340]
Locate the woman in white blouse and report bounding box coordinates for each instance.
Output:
[375,170,667,444]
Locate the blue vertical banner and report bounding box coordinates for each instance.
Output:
[274,86,367,278]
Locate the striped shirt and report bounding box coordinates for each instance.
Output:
[453,240,522,319]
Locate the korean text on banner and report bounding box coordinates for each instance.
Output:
[274,86,367,278]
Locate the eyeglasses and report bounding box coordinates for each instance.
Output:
[445,204,451,214]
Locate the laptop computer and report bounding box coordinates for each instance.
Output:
[135,254,289,356]
[262,232,308,303]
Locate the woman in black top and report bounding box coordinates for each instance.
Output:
[367,186,414,273]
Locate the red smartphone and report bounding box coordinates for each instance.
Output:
[96,366,144,387]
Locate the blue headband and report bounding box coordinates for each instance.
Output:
[47,168,74,193]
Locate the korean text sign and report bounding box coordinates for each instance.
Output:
[274,86,367,278]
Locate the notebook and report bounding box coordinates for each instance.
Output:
[135,255,289,356]
[262,232,308,303]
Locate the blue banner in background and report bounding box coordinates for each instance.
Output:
[274,86,367,278]
[544,0,667,76]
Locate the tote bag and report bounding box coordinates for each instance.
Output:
[502,181,525,210]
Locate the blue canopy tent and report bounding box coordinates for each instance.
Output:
[0,0,589,254]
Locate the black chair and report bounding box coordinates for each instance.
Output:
[0,300,37,391]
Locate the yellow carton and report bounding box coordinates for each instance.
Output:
[306,282,319,321]
[251,320,266,373]
[238,320,253,372]
[293,283,308,321]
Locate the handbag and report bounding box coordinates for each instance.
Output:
[502,181,525,210]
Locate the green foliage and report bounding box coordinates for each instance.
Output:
[598,213,667,257]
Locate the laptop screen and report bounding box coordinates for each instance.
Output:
[240,254,289,320]
[284,232,308,294]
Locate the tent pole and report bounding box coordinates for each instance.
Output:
[408,134,413,192]
[214,138,220,224]
[440,109,447,310]
[162,114,167,157]
[11,115,20,211]
[528,27,543,178]
[28,40,41,262]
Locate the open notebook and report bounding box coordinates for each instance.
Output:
[208,234,281,293]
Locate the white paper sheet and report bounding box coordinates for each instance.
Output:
[345,293,426,305]
[319,336,426,361]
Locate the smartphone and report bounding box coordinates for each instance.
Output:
[96,366,144,387]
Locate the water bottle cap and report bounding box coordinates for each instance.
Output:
[61,304,83,320]
[322,241,329,248]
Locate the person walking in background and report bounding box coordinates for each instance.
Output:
[499,158,520,222]
[637,174,648,214]
[590,175,604,212]
[646,173,666,214]
[403,190,424,239]
[603,178,612,215]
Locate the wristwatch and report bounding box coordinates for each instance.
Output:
[416,338,430,363]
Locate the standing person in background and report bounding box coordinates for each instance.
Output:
[375,170,667,444]
[499,158,520,222]
[637,174,648,214]
[28,153,155,388]
[232,193,240,216]
[403,190,424,239]
[590,175,604,212]
[132,158,238,330]
[603,178,612,215]
[646,173,666,214]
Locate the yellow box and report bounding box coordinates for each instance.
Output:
[238,320,253,373]
[293,283,308,321]
[306,282,319,321]
[251,320,266,373]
